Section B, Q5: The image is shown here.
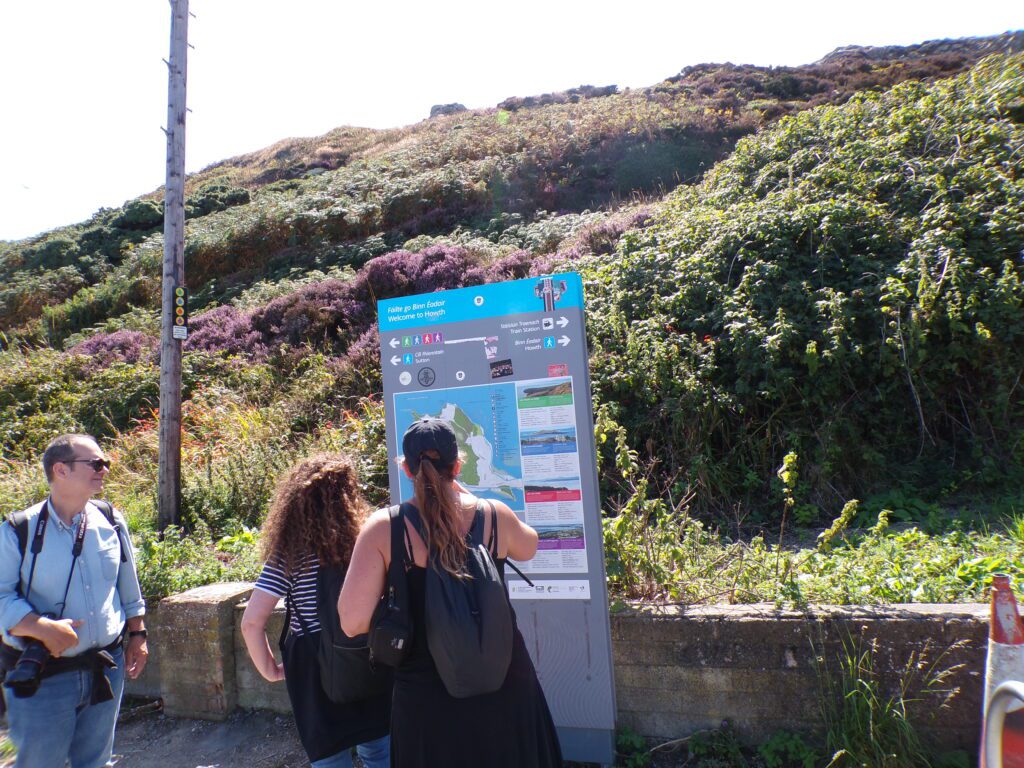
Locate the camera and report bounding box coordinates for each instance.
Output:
[3,613,53,699]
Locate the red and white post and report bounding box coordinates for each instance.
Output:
[982,575,1024,768]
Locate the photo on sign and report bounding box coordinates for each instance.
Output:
[489,359,514,379]
[519,427,577,455]
[516,377,573,406]
[534,524,585,549]
[483,336,499,360]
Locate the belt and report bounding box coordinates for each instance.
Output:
[41,636,121,674]
[1,636,122,705]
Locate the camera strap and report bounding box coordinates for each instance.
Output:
[23,500,88,620]
[22,503,48,606]
[57,509,89,619]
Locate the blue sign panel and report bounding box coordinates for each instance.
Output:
[378,273,615,765]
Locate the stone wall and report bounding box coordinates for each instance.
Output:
[613,603,987,752]
[127,586,989,752]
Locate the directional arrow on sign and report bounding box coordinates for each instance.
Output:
[557,316,569,328]
[558,335,570,347]
[389,338,401,349]
[390,355,402,366]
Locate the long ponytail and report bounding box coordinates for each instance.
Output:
[412,453,468,577]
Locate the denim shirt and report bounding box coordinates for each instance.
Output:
[0,499,145,657]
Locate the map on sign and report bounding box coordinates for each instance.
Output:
[394,383,525,510]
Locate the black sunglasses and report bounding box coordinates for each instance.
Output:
[64,458,112,472]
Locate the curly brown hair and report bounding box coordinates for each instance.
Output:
[260,452,370,575]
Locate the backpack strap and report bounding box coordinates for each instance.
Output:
[404,501,486,551]
[279,596,293,646]
[7,501,48,599]
[483,500,535,588]
[384,505,412,612]
[393,504,414,565]
[91,500,126,563]
[467,502,486,547]
[291,567,315,636]
[484,500,498,557]
[393,505,421,552]
[8,510,31,562]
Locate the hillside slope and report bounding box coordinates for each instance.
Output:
[0,36,1021,533]
[1,33,1019,344]
[584,52,1024,514]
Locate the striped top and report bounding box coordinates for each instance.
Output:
[253,553,321,636]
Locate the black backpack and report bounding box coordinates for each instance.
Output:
[404,500,514,699]
[291,561,393,705]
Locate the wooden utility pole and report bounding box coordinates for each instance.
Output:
[158,0,189,530]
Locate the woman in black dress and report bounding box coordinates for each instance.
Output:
[340,417,563,768]
[240,453,391,768]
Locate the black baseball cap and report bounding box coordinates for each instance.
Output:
[402,417,458,474]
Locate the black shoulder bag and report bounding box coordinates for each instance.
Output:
[289,562,393,705]
[368,504,414,668]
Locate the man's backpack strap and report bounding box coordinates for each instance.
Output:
[6,501,47,600]
[91,500,126,563]
[8,500,49,560]
[8,510,31,562]
[7,500,124,564]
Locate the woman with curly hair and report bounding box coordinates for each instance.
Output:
[240,453,390,768]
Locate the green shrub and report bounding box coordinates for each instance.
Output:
[687,725,747,767]
[757,731,817,768]
[112,199,163,230]
[185,184,250,219]
[615,726,651,767]
[0,347,158,459]
[585,53,1024,518]
[598,407,1024,604]
[25,237,81,270]
[181,440,293,536]
[135,521,261,601]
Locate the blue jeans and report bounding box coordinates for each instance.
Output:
[3,645,125,768]
[311,734,390,768]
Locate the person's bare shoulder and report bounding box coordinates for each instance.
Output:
[489,499,519,521]
[485,498,529,535]
[359,508,393,545]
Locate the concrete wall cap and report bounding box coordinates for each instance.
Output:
[615,601,988,620]
[161,582,254,605]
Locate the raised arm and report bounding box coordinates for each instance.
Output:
[338,509,390,637]
[494,501,539,562]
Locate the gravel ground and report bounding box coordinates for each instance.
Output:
[5,705,679,767]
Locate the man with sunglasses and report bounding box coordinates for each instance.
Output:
[0,433,147,768]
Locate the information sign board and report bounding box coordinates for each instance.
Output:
[378,273,615,765]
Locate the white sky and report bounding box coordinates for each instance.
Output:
[0,1,1020,241]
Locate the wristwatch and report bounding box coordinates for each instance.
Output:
[128,629,148,639]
